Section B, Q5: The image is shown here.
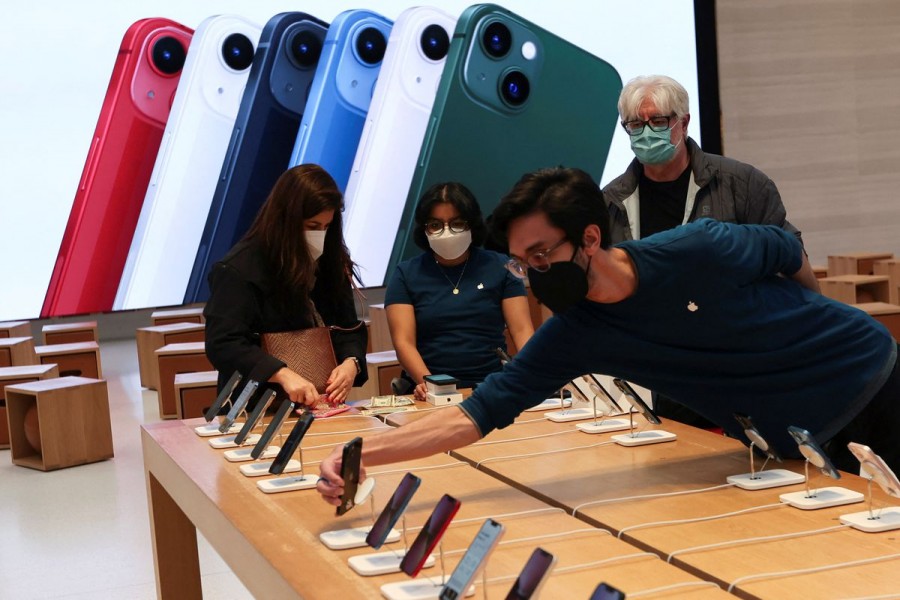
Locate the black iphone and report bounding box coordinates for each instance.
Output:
[268,410,315,475]
[366,472,421,549]
[504,547,557,600]
[204,371,241,421]
[250,399,295,460]
[233,388,276,446]
[218,379,259,432]
[336,437,364,516]
[612,378,661,425]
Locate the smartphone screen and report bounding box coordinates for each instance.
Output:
[336,437,364,516]
[399,494,461,577]
[439,519,505,600]
[250,399,295,459]
[589,582,626,600]
[366,472,422,549]
[218,380,259,432]
[269,411,315,475]
[233,389,276,445]
[504,547,556,600]
[613,378,661,425]
[204,371,242,422]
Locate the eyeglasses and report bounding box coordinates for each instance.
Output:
[621,113,677,136]
[424,218,469,235]
[505,237,568,279]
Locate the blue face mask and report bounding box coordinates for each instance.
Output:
[630,126,681,165]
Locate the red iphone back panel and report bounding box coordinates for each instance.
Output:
[41,18,193,317]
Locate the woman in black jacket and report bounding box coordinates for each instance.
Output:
[204,164,367,407]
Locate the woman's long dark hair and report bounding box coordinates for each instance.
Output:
[243,164,353,309]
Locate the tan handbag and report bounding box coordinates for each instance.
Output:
[261,327,337,393]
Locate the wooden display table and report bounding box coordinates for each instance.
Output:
[142,416,728,599]
[853,301,900,340]
[34,341,102,379]
[819,274,890,304]
[173,370,218,419]
[0,321,31,339]
[155,342,212,419]
[828,252,894,276]
[136,322,206,390]
[0,364,59,449]
[41,320,98,345]
[6,376,113,471]
[0,337,36,368]
[873,258,900,304]
[151,307,205,327]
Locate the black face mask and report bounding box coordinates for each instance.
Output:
[527,257,588,314]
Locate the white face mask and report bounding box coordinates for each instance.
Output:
[427,229,472,261]
[306,229,327,261]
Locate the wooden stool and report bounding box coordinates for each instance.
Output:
[0,337,37,367]
[0,321,31,339]
[828,252,894,276]
[854,302,900,340]
[151,307,205,327]
[41,321,98,345]
[135,322,206,390]
[155,342,213,419]
[873,259,900,305]
[34,341,102,379]
[0,364,59,449]
[819,275,890,305]
[812,265,829,280]
[5,377,113,471]
[174,370,219,419]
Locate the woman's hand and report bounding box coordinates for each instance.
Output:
[414,381,428,402]
[270,367,319,407]
[325,359,358,404]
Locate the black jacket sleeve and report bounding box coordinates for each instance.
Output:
[313,278,368,387]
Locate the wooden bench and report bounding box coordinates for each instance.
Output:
[34,341,102,379]
[173,370,218,419]
[873,258,900,305]
[150,307,205,327]
[0,337,37,368]
[853,302,900,340]
[827,252,894,276]
[0,364,59,449]
[819,274,890,305]
[155,342,213,419]
[135,322,206,390]
[0,321,31,339]
[41,321,98,345]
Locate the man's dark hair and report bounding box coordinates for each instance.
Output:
[489,167,611,250]
[412,182,488,251]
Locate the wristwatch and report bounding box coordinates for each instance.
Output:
[347,356,361,375]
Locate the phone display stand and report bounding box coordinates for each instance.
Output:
[575,394,632,435]
[379,576,475,600]
[840,463,900,532]
[727,443,805,490]
[224,445,279,462]
[244,459,301,478]
[257,471,316,493]
[524,397,572,412]
[320,526,401,550]
[349,550,436,577]
[779,460,863,510]
[194,422,241,437]
[209,431,256,449]
[611,411,676,446]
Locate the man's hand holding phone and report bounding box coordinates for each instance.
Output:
[317,443,367,508]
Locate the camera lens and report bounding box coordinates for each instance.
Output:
[151,36,186,75]
[355,27,386,66]
[288,30,322,69]
[482,21,511,58]
[500,70,530,107]
[420,24,449,61]
[221,33,255,71]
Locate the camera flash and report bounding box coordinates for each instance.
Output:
[147,90,156,99]
[521,41,537,60]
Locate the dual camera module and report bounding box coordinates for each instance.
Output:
[481,21,529,107]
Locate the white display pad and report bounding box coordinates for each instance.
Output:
[348,550,435,577]
[576,418,633,434]
[240,459,301,477]
[356,478,376,505]
[726,469,807,490]
[612,430,677,446]
[545,407,596,423]
[779,486,865,510]
[208,433,259,449]
[257,473,319,494]
[319,526,401,550]
[223,445,279,462]
[524,398,572,412]
[380,576,475,600]
[839,507,900,532]
[194,422,241,437]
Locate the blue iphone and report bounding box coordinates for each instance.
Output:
[288,9,393,194]
[184,12,329,303]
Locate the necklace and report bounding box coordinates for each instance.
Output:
[437,256,469,295]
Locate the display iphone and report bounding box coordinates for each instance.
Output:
[848,442,899,496]
[341,6,455,287]
[366,472,422,549]
[586,374,621,414]
[787,425,841,479]
[269,410,315,475]
[288,9,393,193]
[734,412,781,461]
[250,398,295,459]
[184,12,329,303]
[383,4,622,284]
[233,388,276,445]
[114,15,261,311]
[504,547,556,600]
[204,371,242,421]
[42,19,193,317]
[439,518,505,600]
[589,582,626,600]
[218,379,260,432]
[336,436,364,516]
[613,378,661,425]
[399,493,461,577]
